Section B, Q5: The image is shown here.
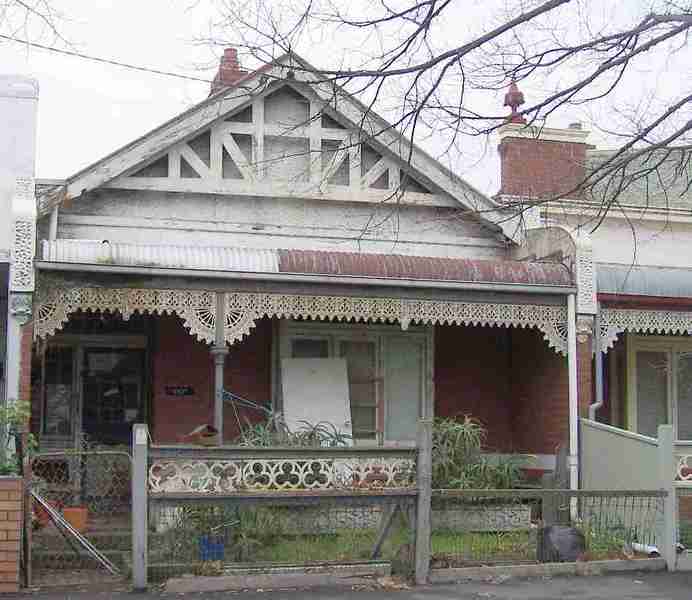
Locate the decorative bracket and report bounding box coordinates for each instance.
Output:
[34,286,218,344]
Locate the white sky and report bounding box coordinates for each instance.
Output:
[2,0,689,196]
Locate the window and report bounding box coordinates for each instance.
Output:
[627,335,692,440]
[278,322,429,443]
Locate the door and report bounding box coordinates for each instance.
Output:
[81,348,145,445]
[384,335,423,442]
[42,345,76,449]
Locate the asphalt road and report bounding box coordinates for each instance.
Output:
[10,572,692,600]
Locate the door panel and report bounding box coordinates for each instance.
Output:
[384,336,422,442]
[82,348,145,445]
[338,340,377,441]
[677,354,692,440]
[635,350,668,437]
[42,346,75,444]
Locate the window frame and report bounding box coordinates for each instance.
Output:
[276,320,432,445]
[626,334,692,440]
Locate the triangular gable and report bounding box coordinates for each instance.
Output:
[40,53,520,239]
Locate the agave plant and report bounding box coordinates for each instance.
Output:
[431,416,485,488]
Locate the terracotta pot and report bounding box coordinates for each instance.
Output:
[63,506,88,533]
[34,500,63,527]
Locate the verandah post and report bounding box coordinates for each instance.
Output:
[132,423,149,590]
[658,424,676,571]
[415,417,433,585]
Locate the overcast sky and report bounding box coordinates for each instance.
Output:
[2,0,688,196]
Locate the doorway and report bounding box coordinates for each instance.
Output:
[81,348,145,445]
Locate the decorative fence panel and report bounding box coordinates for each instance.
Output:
[137,435,421,587]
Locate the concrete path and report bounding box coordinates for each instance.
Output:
[11,572,692,599]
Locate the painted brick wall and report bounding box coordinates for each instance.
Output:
[434,325,513,451]
[0,477,22,593]
[499,137,587,199]
[510,327,569,455]
[151,315,272,444]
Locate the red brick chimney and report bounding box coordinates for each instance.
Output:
[497,82,590,202]
[210,47,248,96]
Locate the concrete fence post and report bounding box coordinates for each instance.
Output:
[658,424,676,571]
[415,417,433,585]
[132,423,149,590]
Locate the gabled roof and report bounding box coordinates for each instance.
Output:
[38,52,521,240]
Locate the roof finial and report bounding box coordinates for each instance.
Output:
[504,80,526,124]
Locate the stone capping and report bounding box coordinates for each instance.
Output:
[0,477,23,593]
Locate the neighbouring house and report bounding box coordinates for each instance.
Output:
[496,84,692,443]
[0,75,39,421]
[5,50,600,488]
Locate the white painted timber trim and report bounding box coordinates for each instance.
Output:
[103,177,457,208]
[57,213,504,250]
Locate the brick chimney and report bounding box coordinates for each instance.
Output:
[210,47,248,96]
[497,82,590,202]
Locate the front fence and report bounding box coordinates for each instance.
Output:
[148,491,417,582]
[126,422,680,590]
[430,489,665,569]
[29,450,132,587]
[133,424,424,588]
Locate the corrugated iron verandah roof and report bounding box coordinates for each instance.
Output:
[36,242,572,353]
[278,249,572,287]
[40,240,573,288]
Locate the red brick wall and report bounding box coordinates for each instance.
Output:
[19,321,32,410]
[0,478,22,593]
[223,318,273,442]
[151,315,272,444]
[499,136,587,199]
[577,336,594,417]
[151,315,214,443]
[435,325,574,456]
[510,327,569,455]
[434,325,513,451]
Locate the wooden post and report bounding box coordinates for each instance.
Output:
[658,424,676,572]
[211,293,228,443]
[132,423,149,590]
[415,417,433,585]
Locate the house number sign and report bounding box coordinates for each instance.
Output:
[165,386,195,396]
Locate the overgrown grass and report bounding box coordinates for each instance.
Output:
[431,530,533,564]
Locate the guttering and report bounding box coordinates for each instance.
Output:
[35,260,576,296]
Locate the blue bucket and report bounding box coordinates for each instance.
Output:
[198,535,225,561]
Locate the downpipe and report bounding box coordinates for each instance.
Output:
[567,294,579,496]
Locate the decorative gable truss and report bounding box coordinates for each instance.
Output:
[107,85,455,208]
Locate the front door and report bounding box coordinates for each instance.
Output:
[81,348,145,446]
